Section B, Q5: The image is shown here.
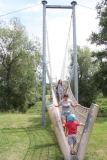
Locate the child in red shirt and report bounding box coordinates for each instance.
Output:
[63,114,85,155]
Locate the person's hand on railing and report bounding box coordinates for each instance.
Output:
[54,104,60,107]
[72,103,81,107]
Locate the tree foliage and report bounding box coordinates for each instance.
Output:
[89,0,107,97]
[0,18,42,111]
[70,46,99,107]
[93,62,107,97]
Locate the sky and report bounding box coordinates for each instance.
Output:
[0,0,100,82]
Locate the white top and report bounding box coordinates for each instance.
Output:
[59,99,72,114]
[58,84,64,94]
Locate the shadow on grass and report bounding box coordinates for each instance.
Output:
[23,114,62,160]
[30,143,58,150]
[0,114,62,160]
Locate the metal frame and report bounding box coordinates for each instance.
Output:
[46,5,73,9]
[42,0,78,126]
[71,1,78,102]
[42,0,47,126]
[42,4,99,159]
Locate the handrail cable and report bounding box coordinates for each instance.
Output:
[77,4,96,10]
[60,13,72,81]
[0,3,41,17]
[46,20,52,81]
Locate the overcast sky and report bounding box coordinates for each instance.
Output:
[0,0,100,81]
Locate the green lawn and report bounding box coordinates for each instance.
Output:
[85,117,107,160]
[0,113,62,160]
[0,112,106,160]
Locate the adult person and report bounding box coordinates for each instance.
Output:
[56,79,64,102]
[55,93,81,135]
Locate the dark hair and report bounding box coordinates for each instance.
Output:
[63,93,69,98]
[58,79,62,86]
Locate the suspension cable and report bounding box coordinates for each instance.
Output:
[60,13,72,81]
[0,3,41,17]
[46,20,52,81]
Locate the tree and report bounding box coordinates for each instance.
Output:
[88,0,107,97]
[70,46,99,107]
[0,18,42,111]
[93,62,107,97]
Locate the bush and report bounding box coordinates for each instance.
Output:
[95,98,107,116]
[26,102,42,114]
[96,98,107,106]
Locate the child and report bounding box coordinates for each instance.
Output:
[56,79,64,102]
[63,114,85,155]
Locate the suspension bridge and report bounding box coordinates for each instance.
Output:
[41,1,99,160]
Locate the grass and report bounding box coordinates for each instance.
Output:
[0,105,107,160]
[85,117,107,160]
[0,113,62,160]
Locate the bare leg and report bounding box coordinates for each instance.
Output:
[61,94,63,100]
[70,145,75,154]
[59,93,64,101]
[61,118,67,135]
[65,118,68,136]
[57,93,61,102]
[66,117,68,136]
[59,96,61,102]
[57,94,59,102]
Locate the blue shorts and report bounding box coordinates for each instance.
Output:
[61,113,70,119]
[68,134,76,145]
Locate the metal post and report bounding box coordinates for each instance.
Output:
[75,103,99,160]
[71,1,78,102]
[42,0,47,126]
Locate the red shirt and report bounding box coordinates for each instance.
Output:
[65,121,81,135]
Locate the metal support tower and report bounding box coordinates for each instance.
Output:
[42,0,47,126]
[71,1,78,102]
[42,0,78,126]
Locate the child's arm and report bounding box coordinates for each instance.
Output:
[55,104,61,107]
[55,101,62,107]
[80,123,85,126]
[71,103,81,107]
[62,124,65,127]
